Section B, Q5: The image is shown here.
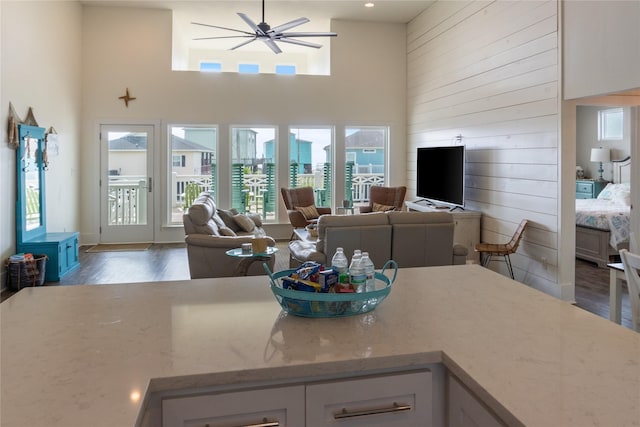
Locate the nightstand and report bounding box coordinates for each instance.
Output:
[576,180,608,199]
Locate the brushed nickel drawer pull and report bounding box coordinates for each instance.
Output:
[334,402,411,419]
[206,418,279,427]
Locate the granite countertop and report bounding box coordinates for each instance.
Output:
[2,265,639,426]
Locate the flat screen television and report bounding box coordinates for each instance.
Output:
[416,145,465,208]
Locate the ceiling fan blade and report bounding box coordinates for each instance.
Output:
[270,17,310,34]
[191,22,254,36]
[194,35,255,41]
[230,37,258,50]
[237,12,265,35]
[279,32,338,38]
[277,38,323,49]
[262,38,282,54]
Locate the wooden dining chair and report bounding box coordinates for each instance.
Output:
[619,249,640,332]
[475,219,528,279]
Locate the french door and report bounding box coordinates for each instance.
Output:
[100,124,154,243]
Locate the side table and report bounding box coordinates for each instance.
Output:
[226,246,278,276]
[336,207,355,215]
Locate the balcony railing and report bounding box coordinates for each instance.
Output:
[110,172,385,225]
[107,177,147,225]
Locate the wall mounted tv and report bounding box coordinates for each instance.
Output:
[416,145,466,208]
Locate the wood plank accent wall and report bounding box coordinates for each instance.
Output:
[407,0,562,295]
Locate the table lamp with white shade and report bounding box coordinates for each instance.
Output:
[590,147,610,181]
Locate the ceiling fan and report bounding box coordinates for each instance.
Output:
[192,0,337,54]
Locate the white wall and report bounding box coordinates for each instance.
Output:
[80,7,407,243]
[407,1,563,297]
[1,1,82,289]
[563,1,640,99]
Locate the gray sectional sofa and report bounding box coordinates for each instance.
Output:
[288,211,468,269]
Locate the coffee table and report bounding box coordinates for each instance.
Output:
[226,246,278,276]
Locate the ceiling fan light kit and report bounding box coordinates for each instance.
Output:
[192,0,337,54]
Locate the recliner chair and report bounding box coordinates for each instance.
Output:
[183,192,276,278]
[359,186,407,213]
[280,186,332,229]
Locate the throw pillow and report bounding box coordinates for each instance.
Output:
[233,214,256,233]
[247,212,263,227]
[372,202,396,212]
[218,226,237,237]
[217,209,242,232]
[296,205,320,220]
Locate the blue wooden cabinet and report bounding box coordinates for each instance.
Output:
[16,125,80,282]
[576,180,608,199]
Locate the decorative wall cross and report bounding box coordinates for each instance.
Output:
[118,88,137,107]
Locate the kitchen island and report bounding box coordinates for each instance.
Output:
[2,265,639,426]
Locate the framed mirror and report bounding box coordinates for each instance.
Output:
[16,124,46,243]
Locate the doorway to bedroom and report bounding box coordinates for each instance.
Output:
[572,100,638,323]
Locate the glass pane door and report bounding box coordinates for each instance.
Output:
[100,124,154,243]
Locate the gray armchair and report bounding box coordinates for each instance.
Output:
[183,193,275,278]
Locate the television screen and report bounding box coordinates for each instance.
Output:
[416,146,465,208]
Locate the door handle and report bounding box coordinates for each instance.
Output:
[148,177,152,192]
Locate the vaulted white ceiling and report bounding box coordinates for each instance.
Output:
[83,0,433,55]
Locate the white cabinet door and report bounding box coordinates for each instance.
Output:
[306,370,433,427]
[162,385,305,427]
[448,375,503,427]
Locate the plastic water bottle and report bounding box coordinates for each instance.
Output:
[349,252,365,311]
[361,252,377,309]
[361,252,375,292]
[349,252,365,293]
[331,247,349,284]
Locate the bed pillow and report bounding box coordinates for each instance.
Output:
[597,183,630,204]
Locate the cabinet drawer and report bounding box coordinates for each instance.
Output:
[162,385,305,427]
[576,182,593,194]
[576,192,593,199]
[306,370,432,427]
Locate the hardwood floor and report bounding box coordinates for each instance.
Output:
[2,244,634,330]
[575,258,632,329]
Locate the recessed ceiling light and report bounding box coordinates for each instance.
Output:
[365,2,375,8]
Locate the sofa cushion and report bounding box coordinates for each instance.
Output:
[233,214,255,233]
[372,202,396,212]
[189,195,216,225]
[296,205,320,220]
[219,226,237,236]
[316,213,392,267]
[191,219,220,236]
[386,210,452,225]
[211,213,226,230]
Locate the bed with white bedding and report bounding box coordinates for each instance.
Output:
[575,157,631,267]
